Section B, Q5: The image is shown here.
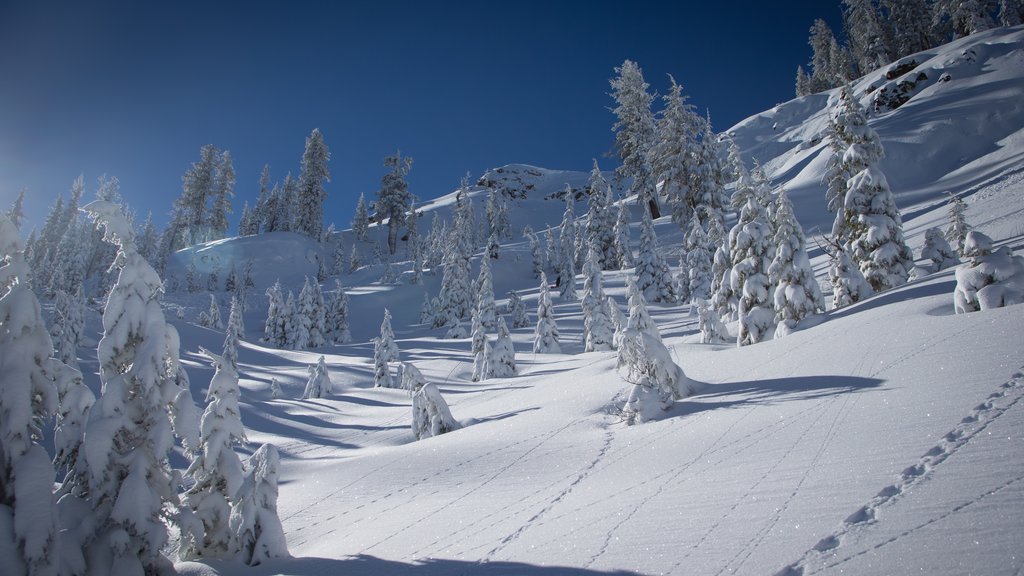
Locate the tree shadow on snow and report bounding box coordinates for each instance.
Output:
[181,554,644,576]
[671,375,884,418]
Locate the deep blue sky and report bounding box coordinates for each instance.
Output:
[0,1,842,232]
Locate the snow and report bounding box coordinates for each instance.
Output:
[16,25,1023,576]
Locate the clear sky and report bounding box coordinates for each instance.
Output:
[0,0,842,232]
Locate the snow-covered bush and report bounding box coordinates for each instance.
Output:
[230,443,289,566]
[922,226,960,271]
[412,383,461,440]
[954,231,1024,313]
[302,355,332,398]
[697,297,729,344]
[828,245,873,309]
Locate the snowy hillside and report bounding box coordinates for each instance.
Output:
[51,26,1024,576]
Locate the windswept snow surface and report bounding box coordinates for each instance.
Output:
[162,28,1024,576]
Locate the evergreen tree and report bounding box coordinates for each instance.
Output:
[697,297,730,344]
[295,128,331,240]
[283,290,304,350]
[201,294,224,330]
[176,144,219,247]
[545,226,560,273]
[326,279,352,344]
[533,271,561,354]
[270,378,284,399]
[52,286,85,368]
[618,276,693,424]
[525,225,546,277]
[300,277,326,348]
[476,257,496,328]
[506,289,530,329]
[613,201,633,269]
[470,307,490,382]
[843,0,893,74]
[487,231,500,260]
[1000,0,1024,25]
[953,230,1024,312]
[881,0,936,56]
[238,201,256,236]
[67,201,199,575]
[768,189,824,338]
[352,192,370,241]
[436,187,475,323]
[230,443,288,566]
[302,356,332,399]
[795,65,812,97]
[842,109,915,292]
[584,161,618,270]
[610,59,660,218]
[945,192,971,255]
[224,296,245,368]
[412,384,460,440]
[828,243,874,308]
[582,243,615,352]
[684,213,714,304]
[729,195,774,346]
[490,317,517,378]
[693,117,731,235]
[349,244,362,272]
[376,151,414,255]
[181,348,247,560]
[263,281,286,347]
[933,0,996,38]
[0,213,61,576]
[922,226,960,271]
[252,164,272,235]
[209,149,235,241]
[635,204,676,303]
[558,186,578,301]
[652,75,701,231]
[806,19,847,94]
[379,308,400,362]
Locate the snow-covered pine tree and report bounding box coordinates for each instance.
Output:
[230,443,288,566]
[491,316,517,377]
[412,383,460,440]
[710,243,737,321]
[545,226,560,273]
[209,149,235,241]
[0,212,61,576]
[769,189,825,338]
[932,0,996,39]
[349,244,362,272]
[379,307,400,362]
[270,378,284,399]
[610,59,660,219]
[282,290,303,350]
[945,192,971,256]
[419,292,434,325]
[352,192,370,241]
[953,231,1024,313]
[68,200,200,575]
[693,116,731,236]
[52,286,85,368]
[880,0,936,56]
[795,65,812,97]
[685,213,714,304]
[471,328,491,383]
[476,257,496,328]
[302,355,332,399]
[372,337,393,388]
[1000,0,1024,26]
[843,116,915,292]
[618,276,694,424]
[181,348,247,560]
[436,186,475,323]
[613,200,633,269]
[823,85,864,247]
[584,161,618,270]
[175,144,219,247]
[487,231,500,260]
[326,279,352,344]
[524,225,545,277]
[843,0,893,74]
[652,75,701,232]
[400,361,427,394]
[533,271,561,354]
[305,278,327,348]
[828,242,874,308]
[506,289,530,329]
[582,243,615,352]
[558,186,578,301]
[263,281,286,347]
[376,151,413,255]
[202,293,224,330]
[697,297,730,344]
[729,195,775,346]
[635,204,676,303]
[922,226,960,271]
[608,293,628,351]
[295,128,330,240]
[224,296,245,368]
[806,19,846,94]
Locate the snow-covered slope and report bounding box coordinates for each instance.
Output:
[152,27,1024,576]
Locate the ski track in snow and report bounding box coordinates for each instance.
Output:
[776,368,1024,576]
